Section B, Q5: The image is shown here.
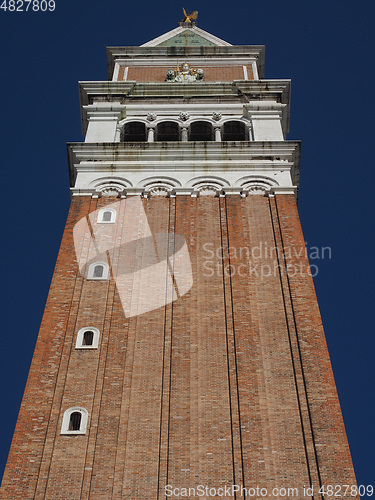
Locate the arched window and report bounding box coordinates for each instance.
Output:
[69,412,82,431]
[94,265,104,278]
[97,208,116,223]
[189,121,213,141]
[156,121,180,141]
[87,262,109,280]
[121,121,147,142]
[222,121,246,141]
[75,327,100,349]
[83,330,94,345]
[61,407,89,435]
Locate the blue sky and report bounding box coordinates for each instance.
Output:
[1,0,374,491]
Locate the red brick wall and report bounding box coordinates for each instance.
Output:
[1,194,357,499]
[246,65,254,79]
[0,196,95,499]
[125,66,250,82]
[273,195,358,490]
[224,195,311,489]
[117,65,125,81]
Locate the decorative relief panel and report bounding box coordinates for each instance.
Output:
[90,178,132,198]
[100,186,124,197]
[190,177,228,196]
[76,171,293,199]
[148,186,171,196]
[141,177,181,197]
[197,185,221,196]
[240,176,277,195]
[245,185,269,195]
[179,111,190,121]
[166,62,204,82]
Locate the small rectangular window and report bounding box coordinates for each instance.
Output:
[83,331,94,346]
[93,265,104,278]
[69,412,82,431]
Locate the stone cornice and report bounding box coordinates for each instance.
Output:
[79,80,288,105]
[112,57,258,67]
[236,80,290,105]
[68,141,300,163]
[78,80,291,133]
[67,140,300,190]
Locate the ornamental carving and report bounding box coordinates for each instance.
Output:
[166,63,204,83]
[212,112,222,121]
[240,177,276,195]
[146,112,157,122]
[95,182,127,197]
[247,186,268,195]
[179,112,190,121]
[149,186,171,196]
[101,187,123,197]
[199,186,220,196]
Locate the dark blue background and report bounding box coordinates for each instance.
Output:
[1,0,374,492]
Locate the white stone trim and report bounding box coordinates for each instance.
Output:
[68,142,300,196]
[138,176,181,188]
[78,81,290,135]
[75,327,100,349]
[140,26,232,48]
[61,407,89,435]
[243,65,248,80]
[113,57,257,73]
[83,104,126,143]
[141,177,181,196]
[71,188,97,197]
[119,103,244,118]
[269,186,298,195]
[91,177,133,188]
[97,208,117,223]
[70,141,299,161]
[251,61,259,80]
[187,175,230,189]
[125,188,145,196]
[71,187,299,198]
[172,188,195,196]
[222,187,244,196]
[114,57,256,66]
[83,104,126,114]
[112,63,120,82]
[235,175,279,188]
[87,262,110,280]
[90,178,132,198]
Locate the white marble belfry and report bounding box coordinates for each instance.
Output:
[69,26,300,199]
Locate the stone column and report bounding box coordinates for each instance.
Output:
[181,127,189,142]
[115,126,121,142]
[147,127,155,142]
[214,127,221,142]
[248,125,253,141]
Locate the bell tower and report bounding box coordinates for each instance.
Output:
[1,14,358,500]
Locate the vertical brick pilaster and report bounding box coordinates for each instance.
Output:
[1,197,95,499]
[275,194,358,496]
